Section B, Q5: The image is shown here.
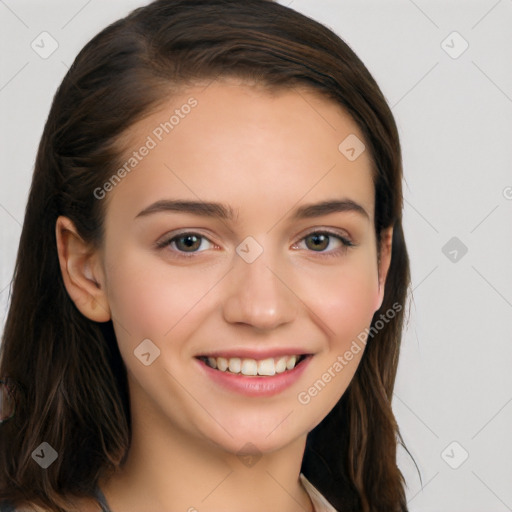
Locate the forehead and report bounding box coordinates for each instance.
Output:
[106,80,375,225]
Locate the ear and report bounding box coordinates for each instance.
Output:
[374,226,393,312]
[55,215,111,322]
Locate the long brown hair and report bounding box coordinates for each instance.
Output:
[0,1,413,510]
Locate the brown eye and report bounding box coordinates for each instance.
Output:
[156,232,214,256]
[305,233,330,251]
[174,234,202,252]
[294,230,354,257]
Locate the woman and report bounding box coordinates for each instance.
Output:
[0,0,413,510]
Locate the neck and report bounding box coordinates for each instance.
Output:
[99,380,314,512]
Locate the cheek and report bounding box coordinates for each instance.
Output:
[103,249,218,346]
[294,259,378,418]
[302,254,380,341]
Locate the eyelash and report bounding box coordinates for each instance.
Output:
[293,230,355,258]
[155,229,355,259]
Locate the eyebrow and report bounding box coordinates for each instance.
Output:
[135,200,237,221]
[134,198,369,221]
[293,199,369,220]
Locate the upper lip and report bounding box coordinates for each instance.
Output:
[196,348,311,360]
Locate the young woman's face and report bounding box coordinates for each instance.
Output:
[98,80,390,455]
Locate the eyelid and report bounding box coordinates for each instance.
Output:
[154,229,218,252]
[155,227,356,258]
[295,226,354,244]
[291,228,355,257]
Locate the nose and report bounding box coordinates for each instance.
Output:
[222,249,298,331]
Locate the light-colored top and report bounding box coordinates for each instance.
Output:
[300,473,338,512]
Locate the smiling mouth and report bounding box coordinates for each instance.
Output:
[197,354,309,376]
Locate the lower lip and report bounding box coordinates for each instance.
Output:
[195,356,312,397]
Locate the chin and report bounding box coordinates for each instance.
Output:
[197,410,309,457]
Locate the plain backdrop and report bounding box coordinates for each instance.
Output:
[1,1,511,511]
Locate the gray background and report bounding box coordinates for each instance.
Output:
[1,1,511,510]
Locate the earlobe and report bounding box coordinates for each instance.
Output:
[375,227,393,312]
[55,216,111,322]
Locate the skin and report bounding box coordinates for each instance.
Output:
[55,79,392,512]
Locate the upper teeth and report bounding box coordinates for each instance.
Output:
[205,355,300,376]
